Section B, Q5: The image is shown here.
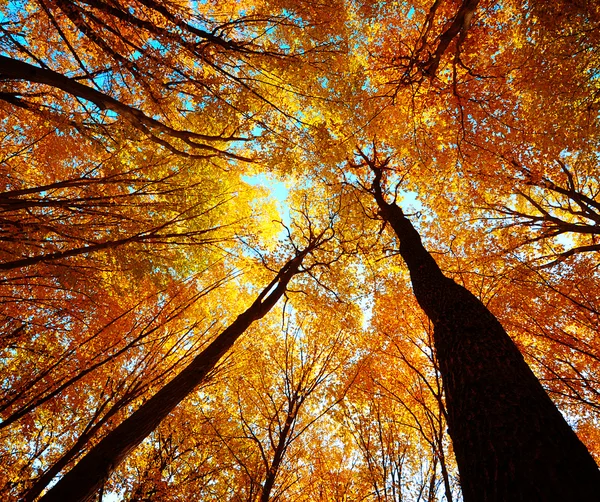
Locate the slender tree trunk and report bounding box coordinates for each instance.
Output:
[427,454,438,502]
[368,163,600,501]
[438,444,453,502]
[260,399,298,502]
[39,248,311,502]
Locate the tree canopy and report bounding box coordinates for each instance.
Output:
[1,0,600,500]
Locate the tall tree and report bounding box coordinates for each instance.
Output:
[358,149,600,501]
[38,226,330,502]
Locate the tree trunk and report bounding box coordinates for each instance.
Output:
[39,248,310,502]
[260,399,299,502]
[369,165,600,501]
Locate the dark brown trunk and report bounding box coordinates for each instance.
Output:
[24,395,128,502]
[260,400,298,502]
[437,439,453,502]
[370,169,600,501]
[39,249,309,502]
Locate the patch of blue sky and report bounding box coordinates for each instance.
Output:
[280,8,309,29]
[241,172,292,229]
[360,76,378,94]
[399,188,422,213]
[554,232,576,250]
[1,0,24,20]
[139,38,171,59]
[318,76,329,89]
[357,289,374,330]
[147,38,163,50]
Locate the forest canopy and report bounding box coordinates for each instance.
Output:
[1,0,600,500]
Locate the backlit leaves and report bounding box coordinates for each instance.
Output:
[2,0,600,500]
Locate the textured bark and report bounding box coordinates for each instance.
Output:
[39,249,309,502]
[370,167,600,501]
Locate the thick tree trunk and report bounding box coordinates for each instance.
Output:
[370,166,600,501]
[39,249,310,502]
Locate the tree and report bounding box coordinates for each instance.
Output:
[39,223,332,502]
[359,149,600,500]
[161,314,352,502]
[0,0,343,160]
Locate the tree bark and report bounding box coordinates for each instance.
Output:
[369,164,600,501]
[39,248,310,502]
[24,393,130,502]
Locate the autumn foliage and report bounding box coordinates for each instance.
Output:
[1,0,600,500]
